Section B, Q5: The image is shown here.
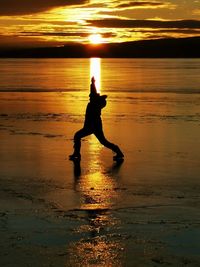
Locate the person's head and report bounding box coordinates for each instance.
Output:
[91,76,95,83]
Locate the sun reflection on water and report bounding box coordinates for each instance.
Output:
[90,58,101,94]
[78,139,118,210]
[69,145,124,266]
[68,236,123,267]
[79,169,117,210]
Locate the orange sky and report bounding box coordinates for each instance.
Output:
[0,0,200,47]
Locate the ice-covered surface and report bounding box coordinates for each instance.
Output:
[0,90,200,266]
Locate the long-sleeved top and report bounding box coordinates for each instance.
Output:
[84,94,107,129]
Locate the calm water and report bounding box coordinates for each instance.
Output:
[0,58,200,93]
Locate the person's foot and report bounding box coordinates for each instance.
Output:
[113,146,124,159]
[113,149,124,161]
[69,153,81,161]
[113,154,124,161]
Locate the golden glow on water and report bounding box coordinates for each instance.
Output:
[90,58,101,93]
[70,168,123,265]
[68,140,124,266]
[79,170,117,210]
[68,238,123,267]
[78,140,118,210]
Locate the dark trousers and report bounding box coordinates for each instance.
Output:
[73,126,119,155]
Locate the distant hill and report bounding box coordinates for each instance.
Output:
[0,37,200,58]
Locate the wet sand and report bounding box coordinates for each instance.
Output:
[0,92,200,266]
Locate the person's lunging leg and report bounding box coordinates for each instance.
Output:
[69,128,92,160]
[94,128,124,159]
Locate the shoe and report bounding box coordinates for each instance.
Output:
[113,154,124,161]
[69,153,81,161]
[113,148,124,161]
[113,146,124,159]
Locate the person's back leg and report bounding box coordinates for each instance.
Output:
[69,128,92,160]
[94,128,124,159]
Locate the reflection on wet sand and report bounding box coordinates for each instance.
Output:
[68,153,124,266]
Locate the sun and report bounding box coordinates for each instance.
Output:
[89,34,102,44]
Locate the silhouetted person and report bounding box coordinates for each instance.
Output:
[69,77,124,161]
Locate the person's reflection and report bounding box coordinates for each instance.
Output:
[73,159,123,235]
[73,158,123,179]
[69,159,124,266]
[73,159,81,178]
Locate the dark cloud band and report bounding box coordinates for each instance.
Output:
[116,1,168,9]
[19,31,116,38]
[0,0,88,15]
[131,29,200,34]
[87,19,200,29]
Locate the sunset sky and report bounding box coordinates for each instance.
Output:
[0,0,200,47]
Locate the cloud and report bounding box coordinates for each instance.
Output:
[87,19,200,29]
[20,32,89,37]
[153,29,200,34]
[193,9,200,16]
[0,35,59,47]
[132,29,200,34]
[0,0,88,15]
[19,31,116,38]
[114,1,175,10]
[78,0,174,11]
